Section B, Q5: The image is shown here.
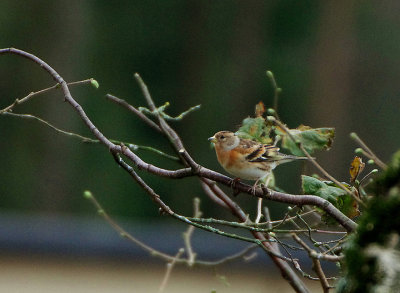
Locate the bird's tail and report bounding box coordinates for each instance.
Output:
[274,153,314,164]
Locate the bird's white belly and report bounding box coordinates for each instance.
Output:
[224,165,273,180]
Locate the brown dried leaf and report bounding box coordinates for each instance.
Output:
[349,156,365,183]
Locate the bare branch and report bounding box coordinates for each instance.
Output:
[105,94,162,133]
[84,190,262,268]
[183,198,202,266]
[292,234,333,292]
[266,70,282,120]
[2,112,98,142]
[0,78,94,114]
[159,248,185,293]
[83,190,178,262]
[138,102,201,121]
[201,244,258,266]
[199,179,230,209]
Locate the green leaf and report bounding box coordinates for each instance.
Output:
[338,190,360,219]
[302,175,344,203]
[279,126,335,156]
[302,175,327,194]
[302,176,360,223]
[235,117,273,144]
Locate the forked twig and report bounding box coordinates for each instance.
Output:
[159,248,185,293]
[83,190,261,267]
[292,234,333,292]
[183,198,202,266]
[0,78,95,114]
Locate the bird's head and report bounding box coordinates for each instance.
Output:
[208,131,240,150]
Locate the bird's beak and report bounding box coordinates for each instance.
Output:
[208,136,216,143]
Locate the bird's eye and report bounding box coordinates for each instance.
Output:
[220,135,225,139]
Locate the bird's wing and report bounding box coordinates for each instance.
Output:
[237,139,280,163]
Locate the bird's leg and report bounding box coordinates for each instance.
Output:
[273,135,281,146]
[249,179,260,196]
[255,176,271,224]
[255,197,263,223]
[230,177,241,197]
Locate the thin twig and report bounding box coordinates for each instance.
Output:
[272,206,299,229]
[266,70,282,120]
[350,132,387,170]
[2,112,179,161]
[105,94,162,133]
[288,215,327,255]
[159,248,185,293]
[139,102,201,121]
[271,236,335,283]
[2,112,98,141]
[206,244,258,265]
[262,209,317,226]
[296,213,320,245]
[83,190,261,267]
[255,198,263,223]
[263,206,280,251]
[186,216,344,235]
[199,179,230,209]
[83,190,176,262]
[292,234,332,292]
[183,198,202,266]
[0,78,95,114]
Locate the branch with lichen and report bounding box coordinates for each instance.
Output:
[292,234,335,292]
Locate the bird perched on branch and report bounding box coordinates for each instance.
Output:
[208,131,310,191]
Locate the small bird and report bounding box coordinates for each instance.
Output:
[208,131,310,190]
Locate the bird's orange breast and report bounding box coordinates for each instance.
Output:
[215,145,242,169]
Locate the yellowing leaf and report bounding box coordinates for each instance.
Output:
[255,101,266,117]
[236,104,335,156]
[235,117,273,144]
[349,156,365,183]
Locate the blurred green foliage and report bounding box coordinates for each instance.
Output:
[1,1,400,220]
[338,150,400,293]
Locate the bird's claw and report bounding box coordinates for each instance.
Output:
[230,177,241,196]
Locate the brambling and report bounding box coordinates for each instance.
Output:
[208,131,310,191]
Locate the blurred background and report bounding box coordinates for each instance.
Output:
[1,1,400,292]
